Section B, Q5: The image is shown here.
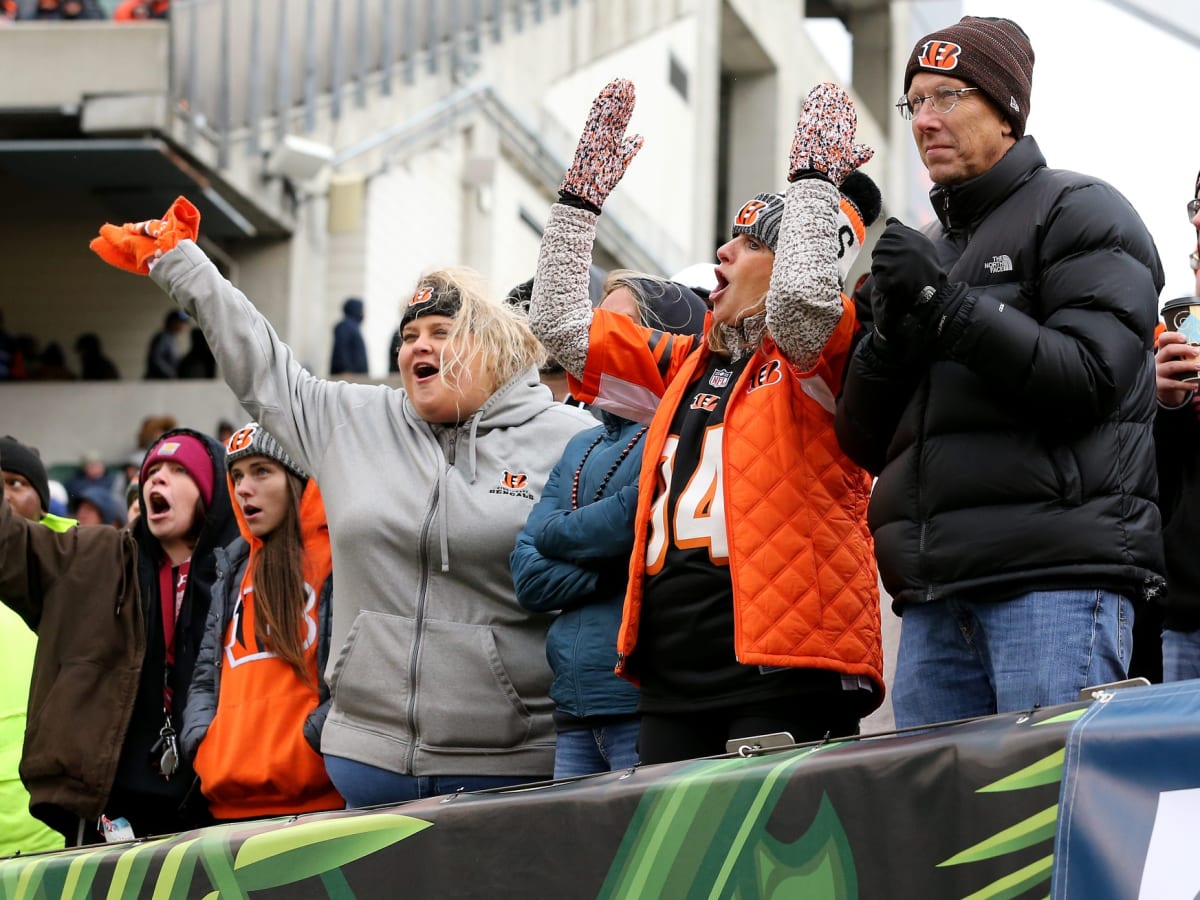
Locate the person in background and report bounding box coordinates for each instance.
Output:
[75,332,121,380]
[89,197,593,806]
[835,17,1164,727]
[530,80,884,764]
[0,437,72,857]
[0,309,13,379]
[125,477,141,525]
[112,0,167,18]
[0,428,238,842]
[182,423,341,821]
[512,274,708,777]
[1153,169,1200,681]
[329,297,368,376]
[177,327,216,378]
[34,342,75,380]
[64,449,114,505]
[70,484,125,528]
[144,309,189,379]
[9,0,104,18]
[137,414,179,451]
[215,420,235,445]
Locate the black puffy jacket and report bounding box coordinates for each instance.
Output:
[836,137,1165,611]
[1155,397,1200,631]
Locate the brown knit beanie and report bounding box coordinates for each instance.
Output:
[904,16,1034,138]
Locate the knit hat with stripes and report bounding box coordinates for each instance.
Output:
[224,422,308,480]
[905,16,1034,139]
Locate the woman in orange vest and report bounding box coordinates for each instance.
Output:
[530,80,886,764]
[181,422,342,819]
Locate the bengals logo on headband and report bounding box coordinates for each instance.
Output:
[410,286,434,305]
[227,425,258,453]
[735,200,767,227]
[917,40,961,71]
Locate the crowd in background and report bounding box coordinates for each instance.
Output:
[0,308,215,381]
[0,0,167,21]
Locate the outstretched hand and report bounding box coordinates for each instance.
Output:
[90,196,200,275]
[788,82,874,186]
[559,78,644,212]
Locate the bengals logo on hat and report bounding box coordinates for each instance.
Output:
[734,200,768,227]
[227,425,257,453]
[410,286,434,305]
[917,40,961,71]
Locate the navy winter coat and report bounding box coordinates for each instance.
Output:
[511,412,642,718]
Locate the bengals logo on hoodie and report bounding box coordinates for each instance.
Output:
[488,469,534,500]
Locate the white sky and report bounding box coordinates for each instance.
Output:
[960,0,1200,303]
[815,1,1200,303]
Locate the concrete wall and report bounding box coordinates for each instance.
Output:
[0,22,167,110]
[0,380,245,470]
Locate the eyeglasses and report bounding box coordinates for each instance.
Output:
[1188,199,1200,220]
[896,86,981,120]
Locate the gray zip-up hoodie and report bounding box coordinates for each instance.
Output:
[151,241,593,777]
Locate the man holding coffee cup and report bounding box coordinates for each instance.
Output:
[835,16,1165,728]
[1153,170,1200,681]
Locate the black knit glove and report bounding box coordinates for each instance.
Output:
[870,218,946,310]
[872,218,969,350]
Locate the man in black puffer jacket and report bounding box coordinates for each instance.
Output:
[835,16,1165,728]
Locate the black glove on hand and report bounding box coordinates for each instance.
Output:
[871,217,969,352]
[869,284,932,366]
[870,217,946,312]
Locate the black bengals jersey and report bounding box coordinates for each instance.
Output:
[636,354,844,711]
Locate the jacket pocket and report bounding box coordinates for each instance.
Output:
[415,619,536,750]
[325,610,414,742]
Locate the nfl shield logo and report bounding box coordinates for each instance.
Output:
[709,368,732,388]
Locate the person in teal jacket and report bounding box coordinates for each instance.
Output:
[0,436,74,856]
[511,275,708,778]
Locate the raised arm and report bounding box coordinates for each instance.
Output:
[529,79,643,379]
[90,199,357,475]
[767,83,874,371]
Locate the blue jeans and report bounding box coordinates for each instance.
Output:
[1162,628,1200,681]
[892,589,1133,728]
[553,718,640,779]
[324,755,544,808]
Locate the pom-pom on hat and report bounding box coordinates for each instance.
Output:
[837,170,883,284]
[140,433,215,506]
[0,435,50,515]
[904,16,1034,139]
[224,422,308,480]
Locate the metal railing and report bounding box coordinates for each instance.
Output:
[169,0,578,168]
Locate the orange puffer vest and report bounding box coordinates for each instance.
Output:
[573,303,884,706]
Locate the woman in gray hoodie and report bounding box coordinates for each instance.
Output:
[90,209,594,807]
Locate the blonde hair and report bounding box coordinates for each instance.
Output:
[408,267,547,400]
